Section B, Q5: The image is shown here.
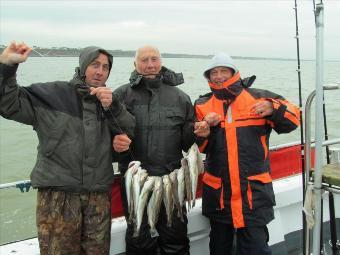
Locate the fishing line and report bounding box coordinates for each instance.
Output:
[31,48,52,57]
[107,106,137,161]
[293,1,307,253]
[86,84,136,161]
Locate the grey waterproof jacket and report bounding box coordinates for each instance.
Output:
[0,47,135,192]
[114,67,195,176]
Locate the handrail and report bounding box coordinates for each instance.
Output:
[269,138,340,151]
[0,180,31,192]
[304,83,339,255]
[305,85,339,186]
[0,173,122,192]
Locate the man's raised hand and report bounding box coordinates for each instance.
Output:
[0,41,32,65]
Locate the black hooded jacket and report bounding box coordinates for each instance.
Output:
[114,66,195,176]
[0,46,135,192]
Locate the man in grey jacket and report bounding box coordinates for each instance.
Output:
[0,41,135,255]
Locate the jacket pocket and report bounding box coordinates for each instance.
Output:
[247,172,275,210]
[164,108,185,127]
[202,172,224,212]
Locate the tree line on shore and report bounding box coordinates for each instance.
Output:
[0,45,212,59]
[0,45,299,61]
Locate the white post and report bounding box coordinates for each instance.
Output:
[312,3,324,255]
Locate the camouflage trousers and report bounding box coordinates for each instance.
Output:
[36,189,112,255]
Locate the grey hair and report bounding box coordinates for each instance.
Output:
[134,45,161,62]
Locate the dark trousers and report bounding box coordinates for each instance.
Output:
[125,205,190,255]
[209,220,271,255]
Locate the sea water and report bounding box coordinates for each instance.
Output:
[0,57,339,244]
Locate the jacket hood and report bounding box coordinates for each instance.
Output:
[71,46,113,85]
[129,66,184,87]
[204,52,238,80]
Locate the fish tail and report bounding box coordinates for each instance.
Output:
[150,228,159,238]
[167,220,172,227]
[128,212,134,223]
[133,229,139,238]
[180,214,184,222]
[179,207,184,222]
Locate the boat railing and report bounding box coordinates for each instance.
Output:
[304,83,340,185]
[1,138,340,194]
[0,179,32,192]
[303,42,340,255]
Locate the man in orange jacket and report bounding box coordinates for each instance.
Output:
[194,53,300,255]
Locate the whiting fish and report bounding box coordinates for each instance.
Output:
[125,161,141,222]
[134,177,155,237]
[177,166,186,220]
[181,157,192,210]
[169,169,183,221]
[162,175,174,227]
[147,176,163,237]
[130,168,148,223]
[192,143,205,174]
[126,144,204,235]
[186,144,200,207]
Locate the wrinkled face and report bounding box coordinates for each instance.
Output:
[135,47,162,79]
[209,67,234,86]
[85,53,110,87]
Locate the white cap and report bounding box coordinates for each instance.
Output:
[203,53,238,80]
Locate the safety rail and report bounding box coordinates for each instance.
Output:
[304,77,340,255]
[1,138,340,194]
[0,180,32,192]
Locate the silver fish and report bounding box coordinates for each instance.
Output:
[169,169,183,221]
[192,143,205,174]
[147,176,163,237]
[177,166,186,218]
[125,161,141,222]
[187,144,199,207]
[181,157,192,210]
[130,168,148,223]
[162,175,174,227]
[134,177,155,237]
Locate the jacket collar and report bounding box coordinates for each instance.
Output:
[208,73,256,101]
[208,72,242,101]
[129,66,184,87]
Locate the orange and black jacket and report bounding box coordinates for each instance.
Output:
[194,72,300,228]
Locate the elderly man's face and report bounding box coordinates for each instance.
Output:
[85,53,110,87]
[209,67,234,86]
[135,47,162,79]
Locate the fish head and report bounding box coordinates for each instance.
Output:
[128,160,141,169]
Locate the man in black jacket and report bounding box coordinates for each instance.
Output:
[0,41,135,255]
[113,45,198,255]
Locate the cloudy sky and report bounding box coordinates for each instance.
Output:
[1,0,339,60]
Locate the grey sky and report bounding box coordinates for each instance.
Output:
[1,1,339,60]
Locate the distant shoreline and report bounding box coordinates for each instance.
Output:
[1,46,337,62]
